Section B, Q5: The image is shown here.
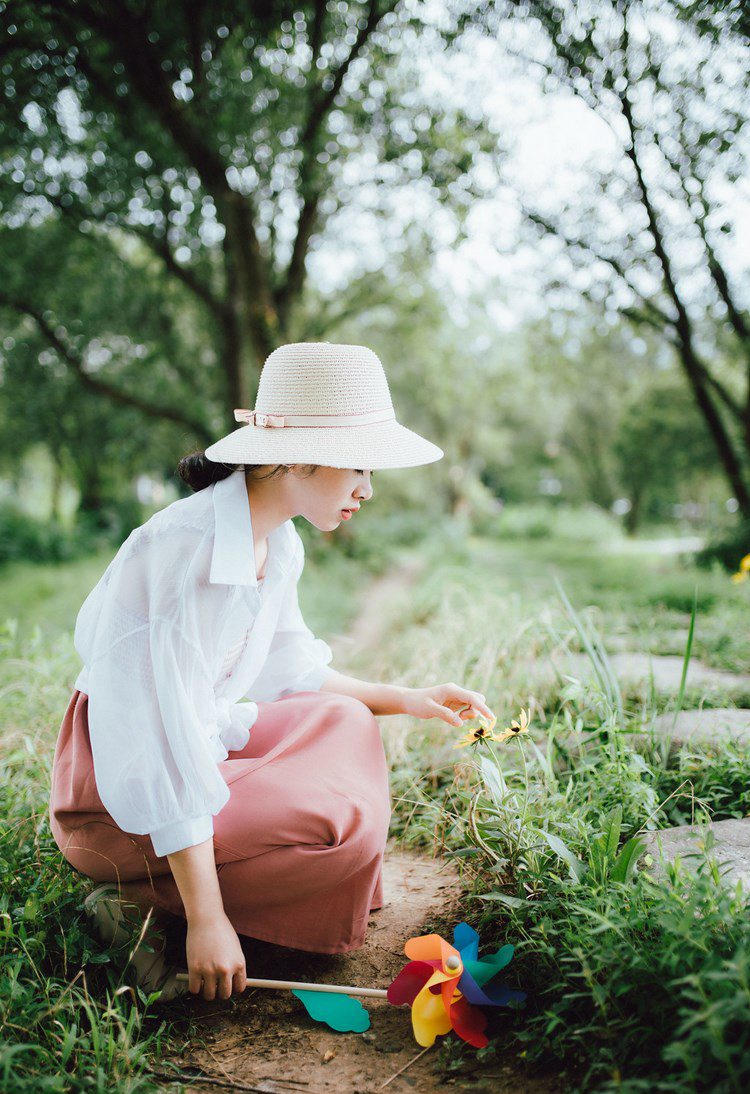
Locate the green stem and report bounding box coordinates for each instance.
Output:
[517,736,530,830]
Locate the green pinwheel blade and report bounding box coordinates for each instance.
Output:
[292,989,371,1033]
[463,944,515,987]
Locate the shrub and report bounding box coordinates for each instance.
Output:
[694,517,750,574]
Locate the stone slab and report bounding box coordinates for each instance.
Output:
[548,650,750,696]
[643,818,750,890]
[651,708,750,748]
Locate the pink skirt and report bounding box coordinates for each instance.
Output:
[48,689,391,954]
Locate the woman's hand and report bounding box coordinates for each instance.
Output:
[185,910,248,1000]
[402,684,494,728]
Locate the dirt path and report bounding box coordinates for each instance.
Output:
[340,551,427,654]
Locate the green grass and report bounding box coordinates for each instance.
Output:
[0,551,115,643]
[2,506,750,1091]
[379,523,750,1092]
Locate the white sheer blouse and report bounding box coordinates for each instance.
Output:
[71,468,335,857]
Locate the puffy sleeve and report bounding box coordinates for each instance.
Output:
[247,535,335,703]
[80,526,251,858]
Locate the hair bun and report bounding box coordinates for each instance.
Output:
[177,451,237,492]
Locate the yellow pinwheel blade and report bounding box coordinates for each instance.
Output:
[411,974,453,1047]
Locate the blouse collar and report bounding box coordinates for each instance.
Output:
[209,468,296,586]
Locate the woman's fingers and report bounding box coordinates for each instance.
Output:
[428,699,465,727]
[444,688,494,723]
[191,968,247,1001]
[217,971,234,1000]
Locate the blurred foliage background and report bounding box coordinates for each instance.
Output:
[0,0,748,567]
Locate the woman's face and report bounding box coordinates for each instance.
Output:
[289,465,374,531]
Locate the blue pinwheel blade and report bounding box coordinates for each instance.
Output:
[292,989,371,1033]
[458,969,527,1008]
[453,921,479,961]
[483,982,527,1006]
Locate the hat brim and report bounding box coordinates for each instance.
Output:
[203,419,444,470]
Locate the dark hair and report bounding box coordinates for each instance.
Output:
[177,451,319,493]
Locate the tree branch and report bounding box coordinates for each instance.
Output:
[0,293,212,441]
[618,13,749,508]
[523,206,675,330]
[278,0,399,324]
[45,193,228,323]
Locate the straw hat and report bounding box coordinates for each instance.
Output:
[203,342,444,470]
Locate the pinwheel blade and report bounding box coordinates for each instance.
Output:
[440,975,463,1017]
[404,933,459,969]
[481,982,527,1006]
[387,961,434,1007]
[459,968,527,1007]
[486,944,515,972]
[462,946,514,989]
[412,974,453,1047]
[292,989,371,1033]
[450,995,489,1049]
[453,922,479,961]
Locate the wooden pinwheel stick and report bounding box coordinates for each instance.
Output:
[174,972,387,998]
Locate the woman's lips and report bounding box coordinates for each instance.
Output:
[340,507,358,519]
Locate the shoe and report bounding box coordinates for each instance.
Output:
[83,883,190,1001]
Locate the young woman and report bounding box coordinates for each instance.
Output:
[48,341,494,1003]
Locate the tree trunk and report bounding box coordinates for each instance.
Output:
[624,488,642,535]
[50,451,63,524]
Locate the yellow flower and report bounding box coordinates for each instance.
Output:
[740,553,750,572]
[731,571,747,583]
[452,713,499,748]
[495,707,531,743]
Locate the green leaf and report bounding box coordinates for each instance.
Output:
[470,892,527,908]
[672,586,698,731]
[540,830,586,882]
[610,836,647,884]
[602,805,623,859]
[479,756,506,804]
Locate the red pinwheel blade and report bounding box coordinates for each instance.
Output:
[450,995,489,1049]
[387,961,434,1007]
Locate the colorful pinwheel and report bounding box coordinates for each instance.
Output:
[175,920,525,1045]
[386,921,526,1048]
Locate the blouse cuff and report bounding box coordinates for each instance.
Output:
[149,813,214,858]
[227,699,260,733]
[215,696,259,751]
[295,661,336,693]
